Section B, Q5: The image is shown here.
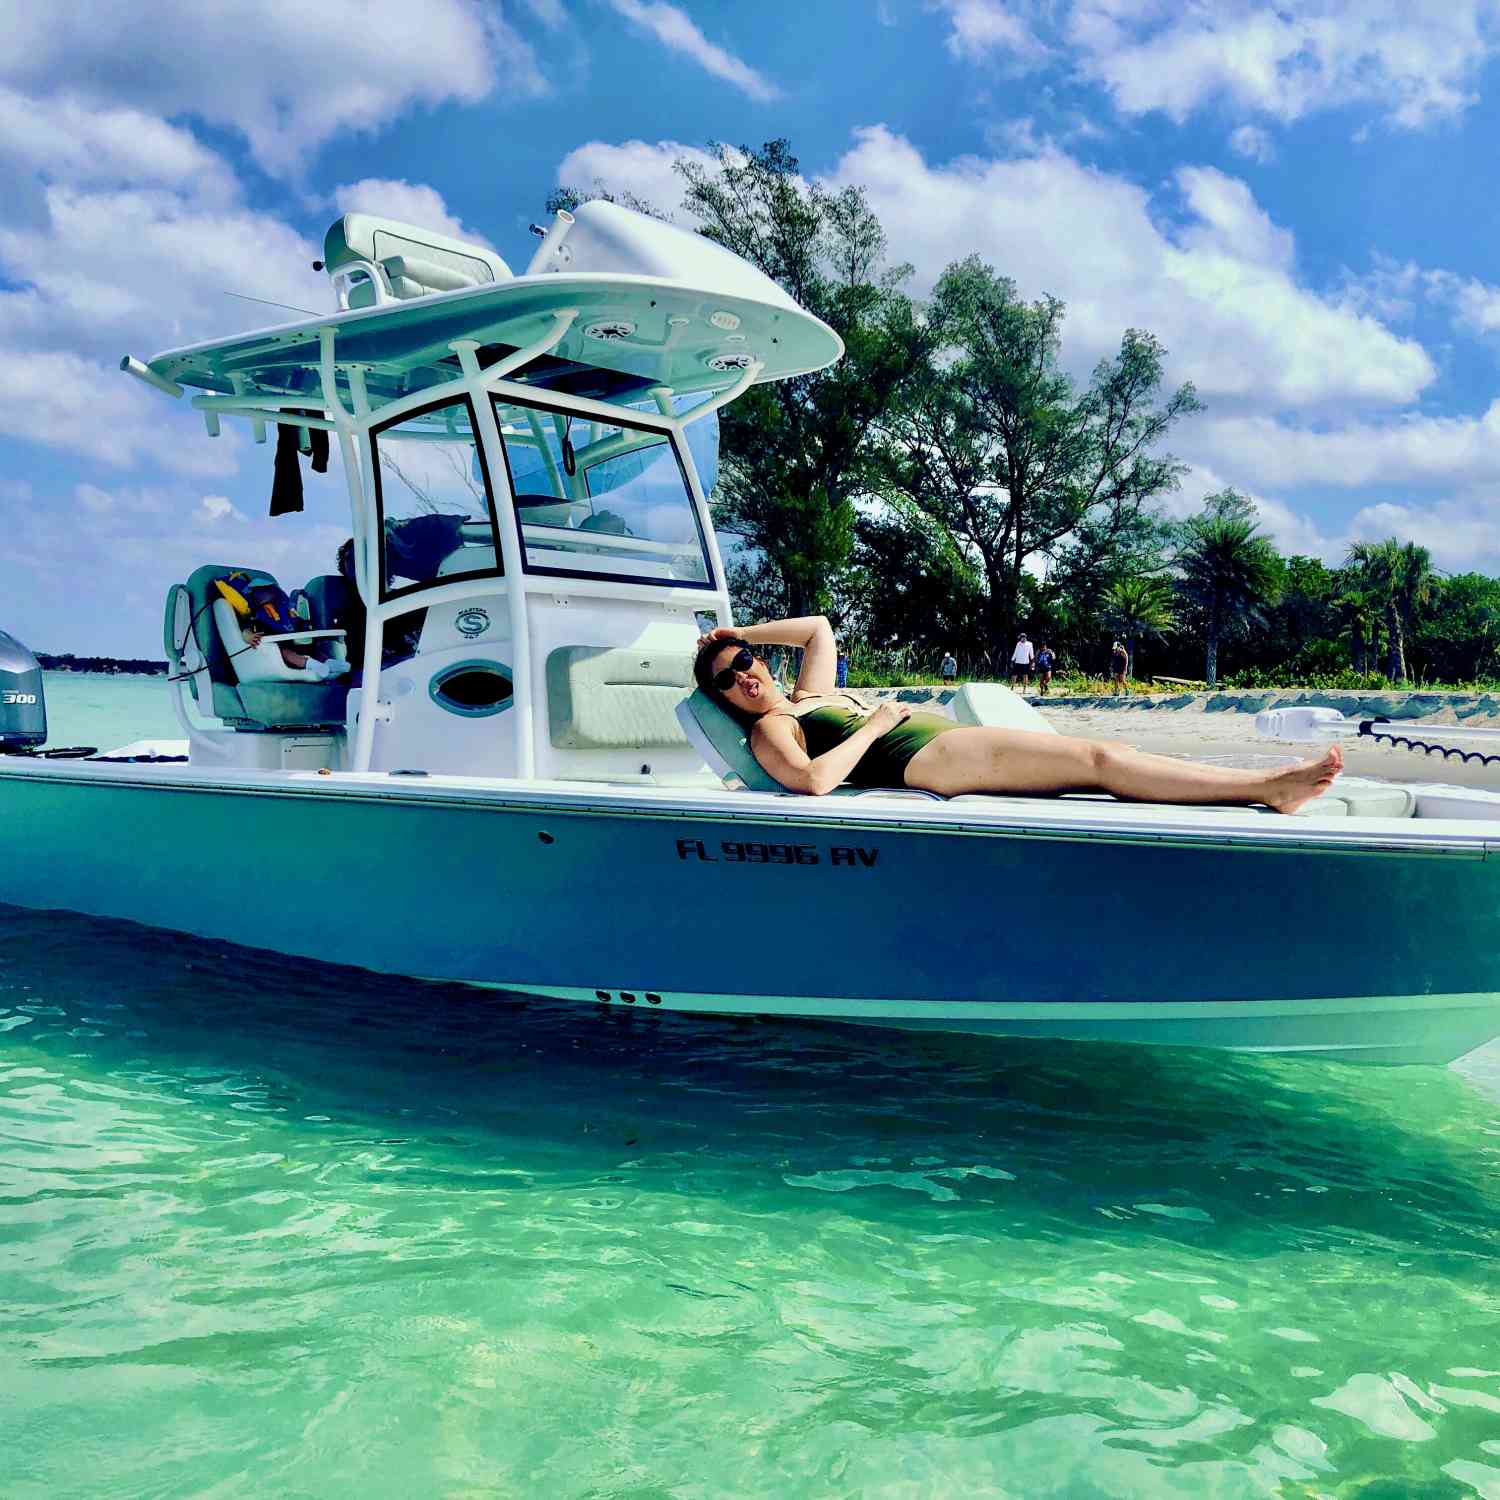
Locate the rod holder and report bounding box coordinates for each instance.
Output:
[120,356,183,399]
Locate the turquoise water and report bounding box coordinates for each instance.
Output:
[7,678,1500,1497]
[37,670,180,750]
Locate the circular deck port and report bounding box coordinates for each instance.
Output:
[429,661,513,717]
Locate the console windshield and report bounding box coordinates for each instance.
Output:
[490,396,713,589]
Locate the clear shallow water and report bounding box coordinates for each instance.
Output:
[7,678,1500,1497]
[37,670,179,750]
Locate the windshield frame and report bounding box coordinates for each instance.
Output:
[488,392,717,593]
[369,391,502,604]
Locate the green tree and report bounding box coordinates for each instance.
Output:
[1391,540,1437,682]
[1101,575,1176,681]
[544,184,665,219]
[1331,572,1377,675]
[1175,491,1280,685]
[677,140,929,617]
[1419,572,1500,681]
[842,501,988,670]
[1346,538,1435,682]
[1269,555,1338,664]
[881,256,1199,660]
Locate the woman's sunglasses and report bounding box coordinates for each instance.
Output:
[711,646,756,692]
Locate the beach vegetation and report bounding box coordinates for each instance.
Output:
[1173,492,1280,686]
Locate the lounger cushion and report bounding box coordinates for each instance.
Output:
[547,646,695,750]
[1322,778,1415,818]
[677,688,785,791]
[951,682,1057,734]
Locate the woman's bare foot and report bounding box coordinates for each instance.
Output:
[1264,745,1344,814]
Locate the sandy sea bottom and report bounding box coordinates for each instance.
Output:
[5,674,1500,1497]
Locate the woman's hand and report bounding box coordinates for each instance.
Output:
[696,624,738,652]
[867,700,912,735]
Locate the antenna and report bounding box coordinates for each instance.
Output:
[220,289,320,316]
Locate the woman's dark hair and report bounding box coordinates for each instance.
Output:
[694,634,755,701]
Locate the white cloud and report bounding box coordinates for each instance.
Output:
[1346,497,1500,570]
[0,84,327,473]
[0,185,326,360]
[1427,270,1500,336]
[332,179,495,250]
[522,0,567,24]
[0,88,236,204]
[1228,124,1274,164]
[1188,405,1500,493]
[0,0,542,175]
[75,483,116,514]
[0,349,237,475]
[1341,257,1500,338]
[1171,463,1338,559]
[824,126,1433,411]
[1065,0,1498,131]
[554,139,724,222]
[1170,461,1500,574]
[196,494,245,524]
[936,3,1499,134]
[932,0,1044,61]
[606,1,779,102]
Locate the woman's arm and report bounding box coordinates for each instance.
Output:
[751,702,910,795]
[699,616,837,697]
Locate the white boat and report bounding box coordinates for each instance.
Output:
[5,201,1500,1065]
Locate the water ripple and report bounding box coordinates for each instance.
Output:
[5,903,1500,1496]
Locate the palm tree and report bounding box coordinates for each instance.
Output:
[1391,540,1436,683]
[1175,495,1279,685]
[1333,582,1376,676]
[1102,576,1176,682]
[1347,538,1434,683]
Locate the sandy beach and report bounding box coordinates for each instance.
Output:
[1036,699,1500,789]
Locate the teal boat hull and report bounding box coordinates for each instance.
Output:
[4,762,1499,1064]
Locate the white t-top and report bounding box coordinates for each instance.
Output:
[1011,640,1035,665]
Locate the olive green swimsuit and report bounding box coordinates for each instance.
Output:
[788,695,956,788]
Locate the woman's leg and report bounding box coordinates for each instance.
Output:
[905,726,1342,814]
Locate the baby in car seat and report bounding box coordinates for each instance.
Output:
[240,621,349,681]
[217,573,350,682]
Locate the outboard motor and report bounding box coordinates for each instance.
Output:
[0,629,47,751]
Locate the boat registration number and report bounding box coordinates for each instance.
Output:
[675,838,878,867]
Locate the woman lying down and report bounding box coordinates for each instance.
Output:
[695,616,1341,814]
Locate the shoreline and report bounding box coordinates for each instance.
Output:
[859,683,1500,789]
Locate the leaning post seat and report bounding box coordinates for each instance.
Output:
[322,214,513,309]
[164,565,347,731]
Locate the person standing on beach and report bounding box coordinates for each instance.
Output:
[1110,640,1129,695]
[940,649,957,687]
[1035,643,1055,695]
[1011,633,1035,689]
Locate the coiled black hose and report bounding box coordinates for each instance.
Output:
[1358,718,1500,766]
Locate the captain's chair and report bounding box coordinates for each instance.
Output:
[164,565,348,730]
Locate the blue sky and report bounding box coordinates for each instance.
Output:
[7,0,1500,655]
